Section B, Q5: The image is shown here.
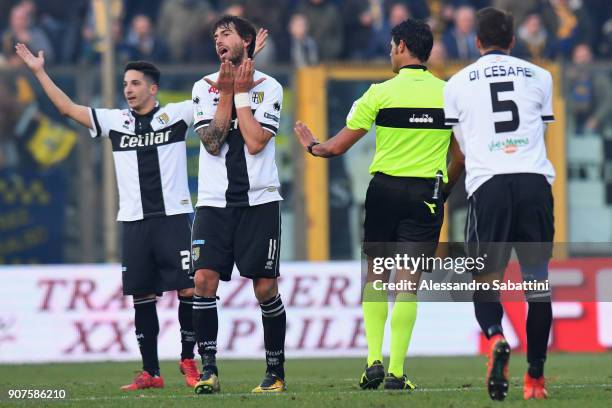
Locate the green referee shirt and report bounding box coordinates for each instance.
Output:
[346,65,452,181]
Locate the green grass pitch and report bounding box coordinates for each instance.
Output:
[0,354,611,407]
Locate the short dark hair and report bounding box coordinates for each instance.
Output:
[212,15,257,58]
[124,61,161,85]
[391,19,433,62]
[476,7,514,50]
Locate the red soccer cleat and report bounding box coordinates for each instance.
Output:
[179,358,202,388]
[523,373,548,400]
[485,334,510,401]
[120,371,164,391]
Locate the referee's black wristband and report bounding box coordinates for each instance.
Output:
[307,141,320,156]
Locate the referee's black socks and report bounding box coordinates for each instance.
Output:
[193,295,218,375]
[178,295,196,360]
[260,294,286,379]
[133,297,160,376]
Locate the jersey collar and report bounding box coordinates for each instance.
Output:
[399,64,427,71]
[131,101,160,118]
[482,50,507,57]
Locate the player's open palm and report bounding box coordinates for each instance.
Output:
[204,60,234,95]
[15,43,45,73]
[294,121,318,148]
[254,28,268,57]
[234,58,265,93]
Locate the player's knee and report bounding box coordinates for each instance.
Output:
[253,279,278,303]
[194,269,219,296]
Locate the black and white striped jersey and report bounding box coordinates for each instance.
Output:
[192,70,283,208]
[88,101,194,221]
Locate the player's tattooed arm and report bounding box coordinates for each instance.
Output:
[197,116,231,156]
[199,60,234,155]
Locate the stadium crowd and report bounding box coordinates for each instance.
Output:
[0,0,610,69]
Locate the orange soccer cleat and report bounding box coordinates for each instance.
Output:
[120,371,164,391]
[485,334,510,401]
[179,358,202,388]
[523,373,549,400]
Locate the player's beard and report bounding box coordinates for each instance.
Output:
[226,44,245,66]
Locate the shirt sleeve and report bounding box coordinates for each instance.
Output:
[88,108,118,138]
[443,79,460,127]
[253,82,283,136]
[178,100,194,126]
[346,84,378,131]
[192,80,215,132]
[540,71,555,123]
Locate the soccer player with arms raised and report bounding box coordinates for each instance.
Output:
[190,16,286,394]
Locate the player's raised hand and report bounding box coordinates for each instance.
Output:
[254,28,268,57]
[294,121,319,148]
[234,58,266,93]
[15,43,45,73]
[204,60,234,95]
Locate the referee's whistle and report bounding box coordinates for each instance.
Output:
[432,170,443,200]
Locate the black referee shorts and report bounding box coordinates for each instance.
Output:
[191,201,281,281]
[121,213,194,296]
[465,173,554,275]
[363,172,444,259]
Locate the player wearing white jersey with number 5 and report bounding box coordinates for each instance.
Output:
[443,7,554,402]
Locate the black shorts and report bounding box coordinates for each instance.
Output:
[121,213,194,296]
[191,201,281,281]
[465,173,554,275]
[363,173,444,259]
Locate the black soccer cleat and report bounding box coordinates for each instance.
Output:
[384,373,417,390]
[194,367,220,394]
[251,371,286,393]
[486,336,510,401]
[359,360,385,390]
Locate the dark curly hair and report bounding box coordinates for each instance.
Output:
[391,19,434,62]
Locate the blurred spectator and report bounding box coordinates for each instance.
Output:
[298,0,343,62]
[367,2,410,60]
[157,0,216,63]
[243,0,289,61]
[428,40,447,66]
[1,4,54,66]
[387,0,429,20]
[565,44,612,135]
[492,0,539,27]
[514,13,556,60]
[0,72,20,169]
[33,0,88,63]
[341,0,381,60]
[124,0,163,27]
[80,18,137,65]
[288,13,318,67]
[126,14,170,63]
[441,5,479,60]
[186,17,218,63]
[541,0,594,59]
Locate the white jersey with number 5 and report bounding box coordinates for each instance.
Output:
[444,51,555,196]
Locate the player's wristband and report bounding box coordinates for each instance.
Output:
[307,141,320,156]
[234,93,250,109]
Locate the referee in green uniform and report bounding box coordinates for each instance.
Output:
[294,19,464,390]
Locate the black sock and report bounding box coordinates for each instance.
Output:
[527,301,552,378]
[193,295,218,375]
[260,294,286,380]
[134,297,160,376]
[473,301,504,339]
[178,295,196,360]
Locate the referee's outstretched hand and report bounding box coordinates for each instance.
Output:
[15,43,44,74]
[294,121,318,148]
[204,60,234,95]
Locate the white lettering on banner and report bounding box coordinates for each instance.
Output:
[0,262,610,363]
[597,270,612,347]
